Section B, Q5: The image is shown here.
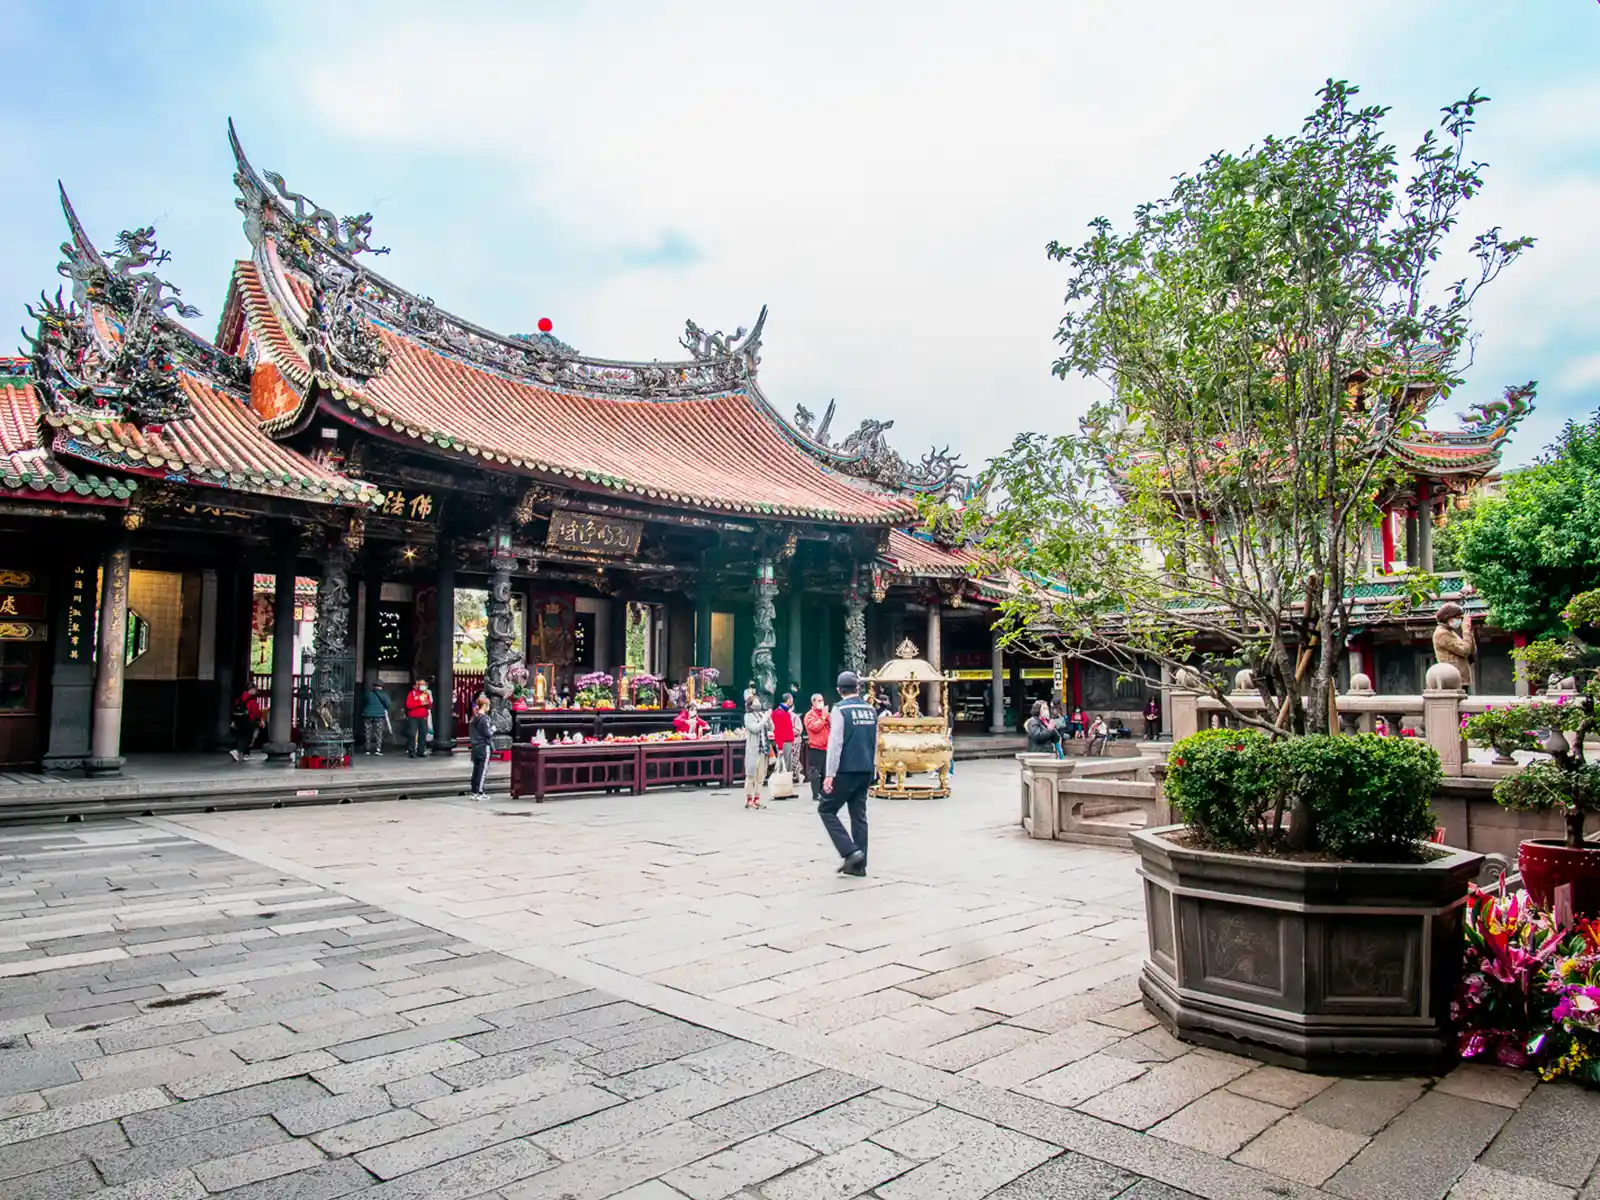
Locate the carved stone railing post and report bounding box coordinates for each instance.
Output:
[485,526,520,752]
[751,555,778,705]
[1424,663,1467,777]
[1169,680,1199,744]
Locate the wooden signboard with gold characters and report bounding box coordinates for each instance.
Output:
[0,569,47,642]
[546,509,642,557]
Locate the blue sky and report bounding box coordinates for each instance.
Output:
[2,1,1596,468]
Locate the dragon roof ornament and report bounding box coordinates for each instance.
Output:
[22,187,245,428]
[227,121,769,401]
[791,398,975,501]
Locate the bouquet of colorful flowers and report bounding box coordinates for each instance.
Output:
[690,667,722,704]
[1456,880,1600,1085]
[630,673,663,708]
[574,671,615,709]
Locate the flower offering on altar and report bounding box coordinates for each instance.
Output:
[574,671,616,709]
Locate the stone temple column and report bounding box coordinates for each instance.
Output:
[484,530,518,751]
[265,543,298,762]
[786,591,803,700]
[432,542,456,754]
[843,588,867,679]
[304,540,354,763]
[925,603,943,717]
[751,555,778,705]
[989,621,1007,733]
[86,534,130,776]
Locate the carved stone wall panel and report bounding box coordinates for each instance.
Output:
[1191,900,1285,996]
[1146,881,1176,975]
[1311,915,1421,1015]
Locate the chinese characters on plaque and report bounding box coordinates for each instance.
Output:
[546,509,642,557]
[0,569,47,642]
[377,489,436,523]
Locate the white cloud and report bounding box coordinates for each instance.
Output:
[273,0,1593,470]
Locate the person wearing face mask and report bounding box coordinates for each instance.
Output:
[802,692,831,802]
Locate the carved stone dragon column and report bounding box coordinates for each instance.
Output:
[843,582,867,680]
[306,538,354,763]
[751,555,779,705]
[484,527,521,751]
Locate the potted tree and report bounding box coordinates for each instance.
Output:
[938,83,1529,1070]
[1138,727,1481,1071]
[1463,594,1600,914]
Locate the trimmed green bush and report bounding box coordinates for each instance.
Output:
[1280,734,1441,860]
[1165,730,1440,859]
[1164,728,1283,851]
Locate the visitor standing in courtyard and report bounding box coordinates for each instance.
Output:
[467,695,492,800]
[821,670,879,877]
[1025,701,1059,753]
[404,678,433,758]
[803,693,830,801]
[229,684,266,761]
[1144,696,1160,741]
[772,692,800,780]
[742,694,773,809]
[361,681,391,756]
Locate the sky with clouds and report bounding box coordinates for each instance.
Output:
[2,0,1595,469]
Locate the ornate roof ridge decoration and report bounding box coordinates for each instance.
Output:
[228,120,766,402]
[787,397,975,500]
[0,359,137,503]
[24,187,250,428]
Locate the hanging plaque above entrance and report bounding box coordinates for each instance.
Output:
[546,509,642,557]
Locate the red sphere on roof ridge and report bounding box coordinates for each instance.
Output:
[537,317,554,333]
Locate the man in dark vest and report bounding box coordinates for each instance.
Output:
[821,670,879,877]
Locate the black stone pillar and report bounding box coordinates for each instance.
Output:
[304,540,353,763]
[751,556,777,705]
[210,559,242,750]
[265,542,298,762]
[485,534,517,752]
[86,533,130,776]
[432,543,456,754]
[42,555,97,771]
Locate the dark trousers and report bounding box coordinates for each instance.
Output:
[470,746,489,794]
[233,722,262,755]
[819,772,870,863]
[807,747,827,801]
[407,716,429,757]
[1145,718,1159,740]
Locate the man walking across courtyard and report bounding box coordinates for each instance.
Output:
[821,670,879,877]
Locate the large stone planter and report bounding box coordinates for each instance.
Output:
[1133,824,1483,1073]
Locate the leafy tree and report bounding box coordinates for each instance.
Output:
[956,80,1532,741]
[1453,414,1600,635]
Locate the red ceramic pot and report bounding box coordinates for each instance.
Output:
[1517,839,1600,915]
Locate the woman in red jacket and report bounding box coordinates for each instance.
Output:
[802,693,830,801]
[403,678,433,758]
[771,693,798,783]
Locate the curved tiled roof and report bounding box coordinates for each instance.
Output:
[48,368,376,507]
[328,326,914,522]
[227,219,912,522]
[0,365,136,502]
[883,529,978,577]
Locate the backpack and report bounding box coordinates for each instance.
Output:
[231,696,250,728]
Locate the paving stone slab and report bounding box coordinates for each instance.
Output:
[660,1131,815,1199]
[93,1114,290,1185]
[757,1139,913,1200]
[207,1157,377,1200]
[1231,1114,1370,1187]
[1297,1078,1427,1137]
[1447,1163,1579,1199]
[1328,1090,1512,1200]
[500,1120,733,1200]
[195,1139,330,1192]
[778,1089,933,1155]
[986,1151,1140,1199]
[695,1070,876,1140]
[1480,1083,1600,1188]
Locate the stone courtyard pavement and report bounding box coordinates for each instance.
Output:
[2,760,1597,1199]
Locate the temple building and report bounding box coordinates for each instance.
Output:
[0,127,1016,773]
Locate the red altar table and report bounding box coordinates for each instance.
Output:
[509,739,747,802]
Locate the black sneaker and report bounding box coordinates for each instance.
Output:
[841,862,868,877]
[838,850,866,875]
